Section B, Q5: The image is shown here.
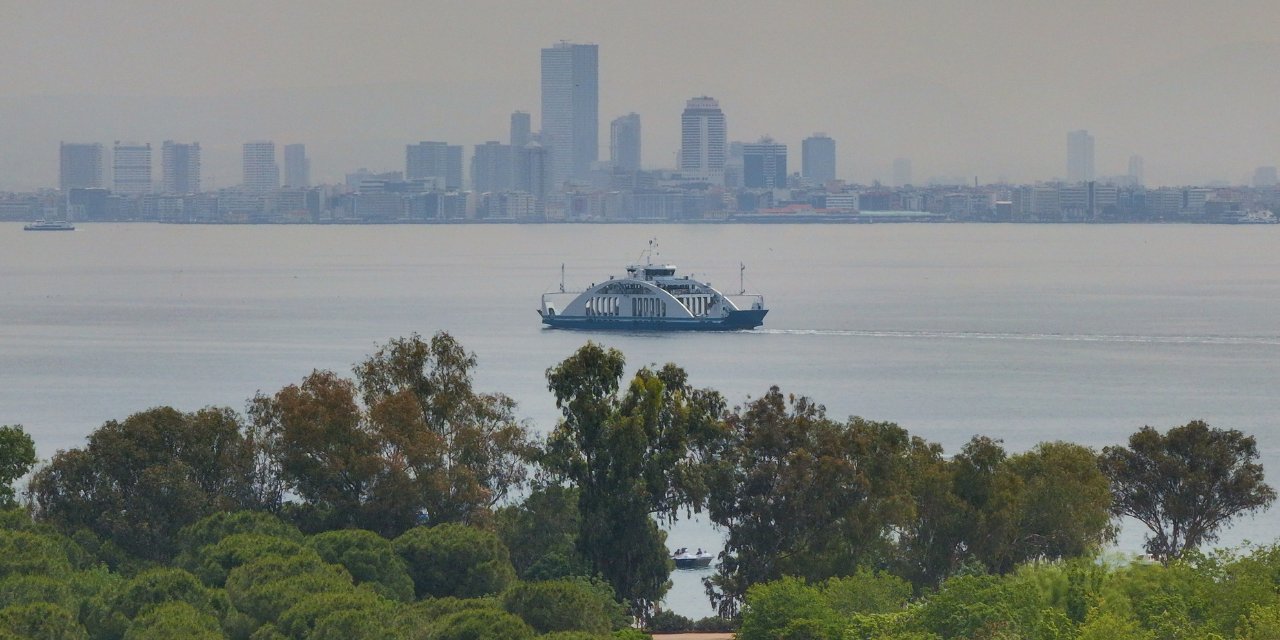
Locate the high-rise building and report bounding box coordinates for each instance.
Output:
[1128,155,1145,187]
[1253,166,1277,188]
[283,144,310,188]
[161,141,201,195]
[892,158,912,187]
[472,141,513,193]
[1067,130,1095,183]
[406,141,463,190]
[110,142,152,195]
[610,113,641,172]
[517,143,551,212]
[801,133,836,183]
[743,138,787,189]
[510,111,531,149]
[541,41,598,188]
[242,141,279,192]
[59,142,104,191]
[679,97,727,184]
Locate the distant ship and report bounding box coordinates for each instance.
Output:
[23,220,76,231]
[538,244,767,331]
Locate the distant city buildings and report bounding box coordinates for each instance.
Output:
[161,141,201,195]
[510,111,531,149]
[743,138,787,189]
[1067,130,1095,183]
[112,142,152,195]
[540,41,598,188]
[283,144,310,188]
[801,133,836,183]
[59,142,104,191]
[406,141,463,190]
[472,141,513,193]
[242,141,280,193]
[680,97,727,184]
[893,158,912,187]
[610,113,642,172]
[1128,155,1145,187]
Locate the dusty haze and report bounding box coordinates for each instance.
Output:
[2,0,1278,189]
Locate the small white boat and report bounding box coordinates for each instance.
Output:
[23,220,76,231]
[671,547,714,570]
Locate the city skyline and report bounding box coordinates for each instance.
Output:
[4,3,1280,189]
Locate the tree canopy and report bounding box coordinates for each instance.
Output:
[1101,420,1276,561]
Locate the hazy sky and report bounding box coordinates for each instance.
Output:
[3,0,1279,189]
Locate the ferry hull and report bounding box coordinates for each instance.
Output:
[541,309,767,331]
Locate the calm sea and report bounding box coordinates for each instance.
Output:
[4,222,1280,616]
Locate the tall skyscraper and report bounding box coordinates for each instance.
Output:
[59,142,103,191]
[517,143,551,212]
[610,113,641,172]
[743,138,787,189]
[1128,155,1145,187]
[893,158,912,187]
[801,133,836,183]
[406,141,463,189]
[161,141,201,195]
[679,97,727,184]
[112,142,152,195]
[510,111,531,149]
[1067,130,1095,183]
[472,141,513,193]
[283,144,310,188]
[242,141,279,193]
[540,41,598,188]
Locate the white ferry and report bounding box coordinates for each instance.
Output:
[539,247,767,331]
[23,220,76,231]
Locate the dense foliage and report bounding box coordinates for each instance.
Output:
[3,334,1274,638]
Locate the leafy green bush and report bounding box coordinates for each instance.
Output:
[394,524,515,599]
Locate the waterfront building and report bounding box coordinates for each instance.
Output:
[472,141,513,193]
[406,141,463,190]
[112,142,152,195]
[541,41,598,187]
[680,97,727,184]
[801,133,836,183]
[893,158,912,187]
[161,141,201,195]
[743,138,787,189]
[283,144,310,188]
[610,113,642,172]
[242,141,280,193]
[59,142,104,191]
[517,142,552,211]
[1067,130,1095,183]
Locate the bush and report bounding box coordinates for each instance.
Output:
[646,609,693,633]
[307,529,414,602]
[502,580,614,634]
[428,609,534,640]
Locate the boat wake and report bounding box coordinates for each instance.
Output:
[752,328,1280,346]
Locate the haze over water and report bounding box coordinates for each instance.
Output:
[4,222,1280,615]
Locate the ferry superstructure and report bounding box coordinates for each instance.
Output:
[538,257,767,331]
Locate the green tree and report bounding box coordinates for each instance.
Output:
[1002,442,1116,566]
[0,426,35,509]
[307,529,414,602]
[1101,420,1276,561]
[394,523,515,599]
[29,406,262,560]
[122,601,224,640]
[705,388,923,614]
[427,608,534,640]
[177,510,303,557]
[354,332,535,528]
[0,602,89,640]
[495,484,588,581]
[180,532,305,588]
[275,589,396,640]
[543,343,727,618]
[224,550,355,631]
[500,579,616,635]
[737,576,840,640]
